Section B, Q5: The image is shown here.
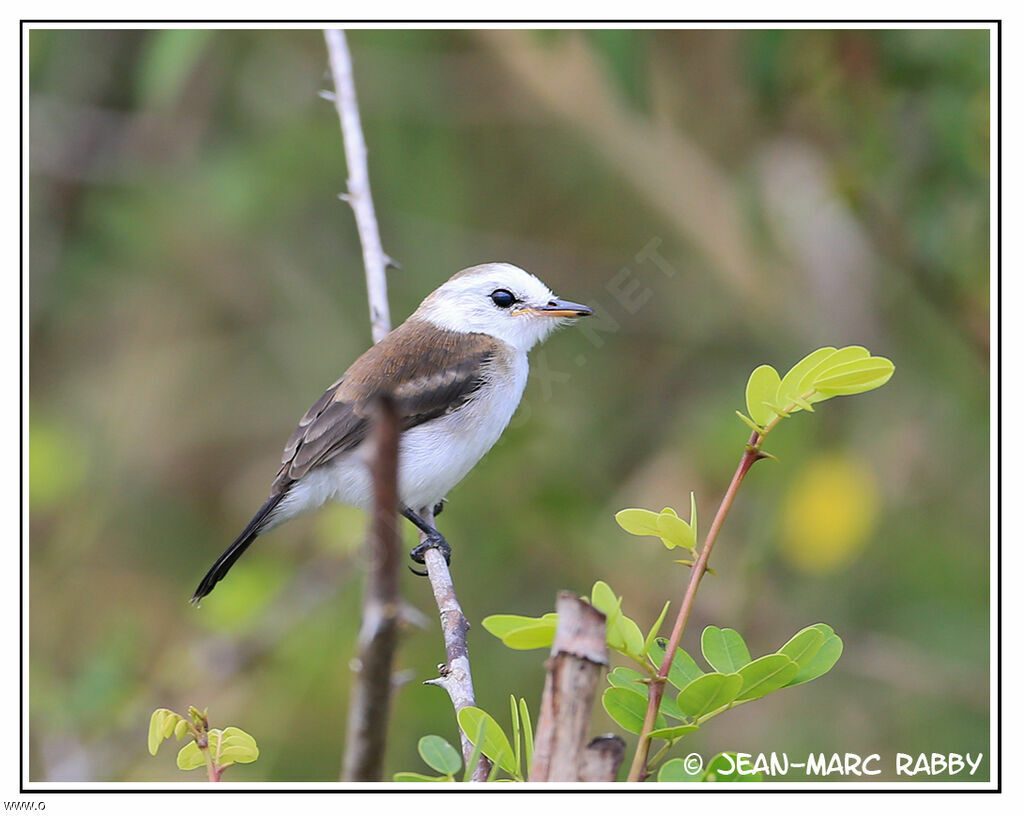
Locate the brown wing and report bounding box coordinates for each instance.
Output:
[270,321,501,495]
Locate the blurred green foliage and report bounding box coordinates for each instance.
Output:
[28,28,989,783]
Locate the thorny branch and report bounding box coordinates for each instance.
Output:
[324,27,487,782]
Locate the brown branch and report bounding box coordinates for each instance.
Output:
[530,592,613,782]
[323,28,392,343]
[418,506,492,782]
[627,430,764,781]
[341,397,402,781]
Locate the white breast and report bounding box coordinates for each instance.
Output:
[274,349,529,521]
[395,349,529,510]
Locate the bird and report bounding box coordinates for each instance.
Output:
[191,262,593,603]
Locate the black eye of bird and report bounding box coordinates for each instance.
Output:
[490,289,516,308]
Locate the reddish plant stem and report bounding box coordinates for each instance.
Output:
[200,734,222,782]
[626,430,764,782]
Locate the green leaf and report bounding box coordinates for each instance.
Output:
[176,740,205,771]
[418,735,462,776]
[612,614,646,660]
[735,411,764,433]
[689,492,698,541]
[602,687,664,735]
[643,601,671,658]
[776,347,836,410]
[777,626,825,669]
[148,709,173,755]
[799,346,869,401]
[745,364,782,426]
[590,581,620,617]
[657,756,704,782]
[217,727,259,765]
[518,698,534,771]
[785,625,843,686]
[703,752,763,782]
[656,512,695,551]
[482,614,557,650]
[607,666,647,691]
[503,622,558,650]
[648,639,704,690]
[701,626,751,673]
[676,672,743,719]
[648,723,699,741]
[482,613,555,640]
[393,771,449,782]
[591,581,644,658]
[813,358,895,395]
[745,364,783,424]
[735,655,799,701]
[462,718,487,783]
[614,508,662,537]
[457,707,516,775]
[509,696,521,777]
[173,718,190,740]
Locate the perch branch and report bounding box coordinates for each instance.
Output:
[530,592,614,782]
[418,505,492,782]
[325,27,487,782]
[341,397,402,781]
[324,28,392,343]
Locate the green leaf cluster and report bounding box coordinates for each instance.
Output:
[176,727,259,771]
[483,581,668,666]
[601,624,842,739]
[440,345,880,782]
[395,696,534,782]
[738,346,895,432]
[148,708,191,755]
[483,589,843,770]
[148,706,259,777]
[614,493,698,552]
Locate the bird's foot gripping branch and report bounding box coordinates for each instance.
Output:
[396,346,893,783]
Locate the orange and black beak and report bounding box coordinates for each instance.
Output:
[528,299,594,318]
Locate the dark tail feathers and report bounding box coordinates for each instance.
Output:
[190,493,286,604]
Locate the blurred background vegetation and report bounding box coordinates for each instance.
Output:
[28,27,990,783]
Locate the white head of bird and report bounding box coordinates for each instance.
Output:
[414,262,592,351]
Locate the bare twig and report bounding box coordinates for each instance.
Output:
[325,27,401,781]
[342,398,402,781]
[323,28,392,343]
[530,593,611,782]
[418,506,492,782]
[324,28,486,782]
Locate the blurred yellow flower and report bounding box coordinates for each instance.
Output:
[780,453,881,573]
